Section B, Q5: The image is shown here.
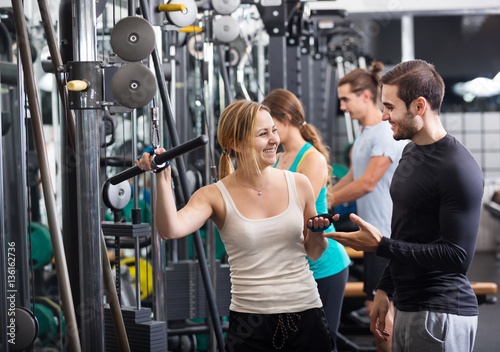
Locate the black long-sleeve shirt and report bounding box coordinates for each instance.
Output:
[376,134,484,316]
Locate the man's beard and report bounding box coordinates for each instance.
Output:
[393,110,419,141]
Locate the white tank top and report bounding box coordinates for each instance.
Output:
[215,170,322,314]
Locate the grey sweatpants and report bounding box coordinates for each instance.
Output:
[392,309,477,352]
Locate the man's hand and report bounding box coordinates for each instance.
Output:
[370,290,392,342]
[323,213,383,251]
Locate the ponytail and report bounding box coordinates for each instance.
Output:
[218,149,235,180]
[301,124,333,186]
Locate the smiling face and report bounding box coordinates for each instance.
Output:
[236,109,279,173]
[381,84,422,141]
[251,110,280,169]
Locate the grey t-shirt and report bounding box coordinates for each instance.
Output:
[352,121,406,237]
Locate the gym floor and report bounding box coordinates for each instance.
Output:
[468,251,500,351]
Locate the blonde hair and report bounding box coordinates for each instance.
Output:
[217,100,270,179]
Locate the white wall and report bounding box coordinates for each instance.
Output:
[478,180,500,253]
[441,111,500,252]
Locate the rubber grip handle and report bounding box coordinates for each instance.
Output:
[307,213,335,232]
[67,80,88,91]
[158,4,186,12]
[178,26,202,33]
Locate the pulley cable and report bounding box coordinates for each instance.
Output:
[193,27,219,182]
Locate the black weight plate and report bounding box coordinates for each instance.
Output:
[111,63,157,108]
[110,16,155,62]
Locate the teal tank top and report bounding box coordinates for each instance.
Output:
[275,142,351,279]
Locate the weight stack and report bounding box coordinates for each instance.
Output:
[104,305,167,352]
[165,260,231,320]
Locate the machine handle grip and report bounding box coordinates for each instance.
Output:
[67,80,88,91]
[108,135,208,185]
[158,4,186,12]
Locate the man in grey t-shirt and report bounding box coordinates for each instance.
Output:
[329,61,406,352]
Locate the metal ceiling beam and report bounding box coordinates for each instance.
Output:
[304,0,500,17]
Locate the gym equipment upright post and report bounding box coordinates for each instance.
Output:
[72,1,105,350]
[0,76,8,350]
[37,0,131,350]
[11,1,81,350]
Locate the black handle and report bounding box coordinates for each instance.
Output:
[108,135,208,185]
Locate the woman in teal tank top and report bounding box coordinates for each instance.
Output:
[263,89,350,352]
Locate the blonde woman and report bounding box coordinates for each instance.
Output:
[137,100,336,352]
[263,89,350,352]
